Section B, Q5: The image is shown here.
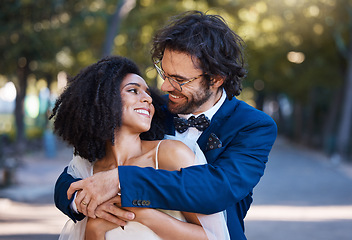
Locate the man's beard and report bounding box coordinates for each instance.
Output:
[168,85,213,114]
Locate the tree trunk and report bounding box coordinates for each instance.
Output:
[293,102,303,142]
[336,37,352,160]
[101,0,136,57]
[322,86,343,155]
[14,61,29,153]
[304,88,316,146]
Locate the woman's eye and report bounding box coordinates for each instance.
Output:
[128,88,138,94]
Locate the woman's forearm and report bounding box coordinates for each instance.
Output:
[133,208,208,240]
[85,217,118,240]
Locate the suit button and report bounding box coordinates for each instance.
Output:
[142,200,147,206]
[137,200,142,206]
[145,200,150,206]
[132,200,138,206]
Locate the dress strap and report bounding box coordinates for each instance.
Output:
[155,140,163,169]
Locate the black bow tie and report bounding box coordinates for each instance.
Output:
[174,114,210,133]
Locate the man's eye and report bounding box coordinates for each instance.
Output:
[174,78,186,83]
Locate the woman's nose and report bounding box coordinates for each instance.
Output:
[142,91,152,103]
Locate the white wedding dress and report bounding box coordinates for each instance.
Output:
[59,136,229,240]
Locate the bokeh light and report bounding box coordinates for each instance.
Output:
[0,82,17,102]
[287,51,305,64]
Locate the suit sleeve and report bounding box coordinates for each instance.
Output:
[54,167,85,222]
[119,115,277,214]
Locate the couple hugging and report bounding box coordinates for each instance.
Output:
[52,11,277,240]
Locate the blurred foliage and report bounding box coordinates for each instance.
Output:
[0,0,351,158]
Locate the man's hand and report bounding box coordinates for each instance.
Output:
[95,195,135,225]
[67,168,120,218]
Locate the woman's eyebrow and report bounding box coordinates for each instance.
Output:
[123,82,141,88]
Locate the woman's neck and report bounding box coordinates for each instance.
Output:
[104,132,143,167]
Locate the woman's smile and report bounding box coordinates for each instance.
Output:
[134,108,151,118]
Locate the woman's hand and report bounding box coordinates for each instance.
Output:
[85,217,118,240]
[84,196,135,240]
[95,195,135,226]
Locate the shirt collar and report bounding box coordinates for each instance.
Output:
[178,88,226,121]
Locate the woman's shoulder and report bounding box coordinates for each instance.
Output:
[157,139,196,171]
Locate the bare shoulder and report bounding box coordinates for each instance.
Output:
[157,139,196,171]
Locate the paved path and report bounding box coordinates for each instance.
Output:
[0,143,71,240]
[0,137,351,240]
[245,138,352,240]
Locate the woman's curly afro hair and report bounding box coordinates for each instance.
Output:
[50,56,166,162]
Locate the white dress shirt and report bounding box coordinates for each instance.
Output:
[175,89,226,143]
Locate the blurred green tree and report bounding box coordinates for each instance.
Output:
[0,0,122,150]
[0,0,351,160]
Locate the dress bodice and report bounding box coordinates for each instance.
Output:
[105,140,185,239]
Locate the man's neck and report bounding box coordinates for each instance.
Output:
[192,89,223,115]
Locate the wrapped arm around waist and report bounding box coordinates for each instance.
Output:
[54,167,85,222]
[119,117,277,214]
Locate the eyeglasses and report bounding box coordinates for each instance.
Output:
[154,60,206,92]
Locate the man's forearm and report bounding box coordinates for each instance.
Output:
[54,167,85,222]
[119,117,277,214]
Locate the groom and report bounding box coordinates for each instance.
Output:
[55,11,277,240]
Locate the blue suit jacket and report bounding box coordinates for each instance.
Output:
[54,97,277,240]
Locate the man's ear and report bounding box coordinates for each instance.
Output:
[211,76,225,88]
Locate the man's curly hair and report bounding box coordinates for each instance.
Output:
[151,11,247,99]
[50,56,166,162]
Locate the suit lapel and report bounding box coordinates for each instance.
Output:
[197,97,239,152]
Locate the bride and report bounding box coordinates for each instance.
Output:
[51,56,229,239]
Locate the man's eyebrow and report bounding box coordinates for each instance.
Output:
[169,73,188,80]
[160,63,188,80]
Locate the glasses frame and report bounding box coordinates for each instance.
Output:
[154,60,206,92]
